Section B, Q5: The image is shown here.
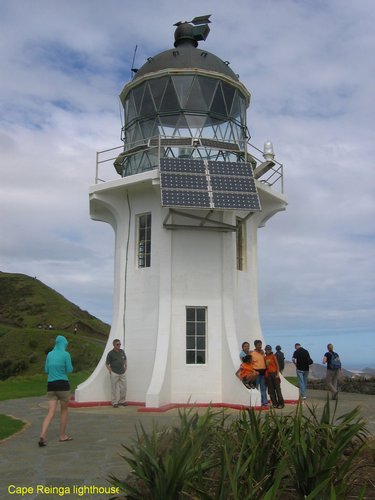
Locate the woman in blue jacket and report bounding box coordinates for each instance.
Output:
[38,335,73,446]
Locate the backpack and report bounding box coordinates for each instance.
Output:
[330,353,341,370]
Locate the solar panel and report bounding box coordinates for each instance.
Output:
[210,175,256,193]
[200,138,240,151]
[159,158,261,211]
[161,189,210,208]
[212,192,261,210]
[149,137,241,151]
[160,157,205,174]
[208,161,253,177]
[161,173,207,190]
[149,137,193,147]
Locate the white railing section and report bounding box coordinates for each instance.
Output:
[247,143,284,193]
[94,137,284,193]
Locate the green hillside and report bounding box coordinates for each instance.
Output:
[0,272,111,380]
[0,271,110,336]
[0,328,105,379]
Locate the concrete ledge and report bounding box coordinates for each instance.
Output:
[69,399,300,412]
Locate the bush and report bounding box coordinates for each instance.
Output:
[29,352,38,364]
[308,377,375,395]
[0,359,12,380]
[340,377,375,395]
[0,358,29,380]
[109,400,373,499]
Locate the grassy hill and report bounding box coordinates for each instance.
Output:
[0,271,110,335]
[0,271,111,380]
[0,328,105,379]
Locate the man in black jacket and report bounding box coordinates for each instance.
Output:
[292,343,311,400]
[275,345,285,373]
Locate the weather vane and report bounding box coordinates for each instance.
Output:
[173,15,211,44]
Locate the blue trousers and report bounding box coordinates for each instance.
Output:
[255,372,268,406]
[296,369,308,398]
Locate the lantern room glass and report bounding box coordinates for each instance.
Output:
[121,74,248,176]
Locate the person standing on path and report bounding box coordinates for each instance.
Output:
[275,345,285,373]
[265,345,285,408]
[106,339,128,408]
[323,343,342,400]
[292,343,311,400]
[251,339,268,407]
[39,335,73,446]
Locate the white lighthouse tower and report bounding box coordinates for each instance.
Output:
[75,16,299,408]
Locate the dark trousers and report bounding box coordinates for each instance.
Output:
[266,372,284,406]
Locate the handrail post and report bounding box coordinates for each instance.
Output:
[95,151,99,184]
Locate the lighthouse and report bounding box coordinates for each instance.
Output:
[75,16,299,407]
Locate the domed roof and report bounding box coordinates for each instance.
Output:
[133,45,238,80]
[133,20,238,81]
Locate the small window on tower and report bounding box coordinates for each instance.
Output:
[137,213,151,268]
[236,218,246,271]
[186,307,207,364]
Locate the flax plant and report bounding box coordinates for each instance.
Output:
[275,397,369,499]
[109,408,223,499]
[204,409,286,498]
[109,400,371,499]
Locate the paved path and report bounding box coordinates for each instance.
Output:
[0,390,374,500]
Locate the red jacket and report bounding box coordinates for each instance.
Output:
[265,353,279,375]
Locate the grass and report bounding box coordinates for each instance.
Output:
[0,272,109,380]
[0,271,110,334]
[0,370,92,401]
[0,414,26,440]
[0,370,92,440]
[285,376,298,386]
[0,328,105,379]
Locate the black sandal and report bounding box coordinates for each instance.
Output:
[38,437,47,447]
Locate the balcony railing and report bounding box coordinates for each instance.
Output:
[94,136,284,193]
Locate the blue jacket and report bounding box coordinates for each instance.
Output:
[45,335,73,382]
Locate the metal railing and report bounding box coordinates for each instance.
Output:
[94,136,284,193]
[246,143,284,193]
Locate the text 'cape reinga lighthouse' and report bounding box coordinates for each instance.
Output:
[75,16,299,408]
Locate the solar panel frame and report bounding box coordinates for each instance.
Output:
[212,192,261,210]
[161,173,208,190]
[161,189,211,208]
[159,158,261,211]
[207,160,254,177]
[210,175,256,193]
[149,137,193,147]
[160,157,206,174]
[200,138,240,151]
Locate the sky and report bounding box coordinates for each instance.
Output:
[0,0,374,369]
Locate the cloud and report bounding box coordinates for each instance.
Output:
[0,0,374,367]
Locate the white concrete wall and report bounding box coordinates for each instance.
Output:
[75,170,299,405]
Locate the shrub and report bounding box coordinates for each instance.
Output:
[0,359,12,380]
[275,399,369,498]
[308,377,375,395]
[109,400,372,499]
[110,409,222,500]
[0,358,29,380]
[29,353,38,364]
